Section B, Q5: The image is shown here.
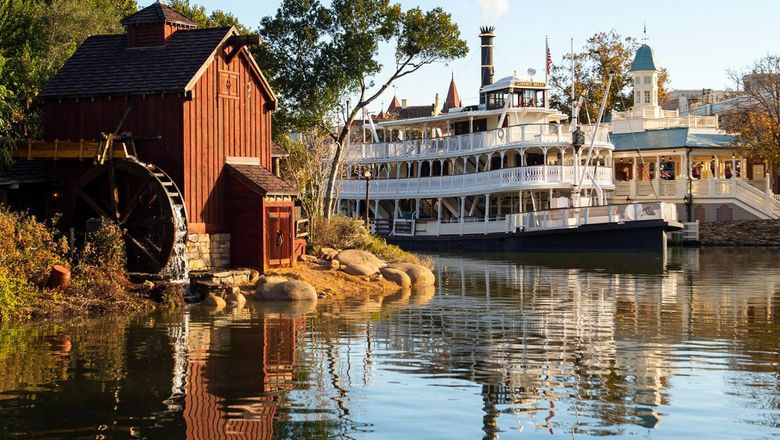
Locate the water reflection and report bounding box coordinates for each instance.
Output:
[0,248,778,438]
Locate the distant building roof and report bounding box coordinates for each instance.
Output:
[630,44,657,72]
[445,77,462,110]
[387,95,401,113]
[120,2,197,27]
[611,128,734,151]
[396,105,434,120]
[225,163,298,196]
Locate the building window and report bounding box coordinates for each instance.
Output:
[636,91,640,103]
[644,75,652,84]
[644,90,651,104]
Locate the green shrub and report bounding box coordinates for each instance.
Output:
[0,207,68,286]
[0,272,32,321]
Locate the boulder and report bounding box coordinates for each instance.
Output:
[298,254,317,262]
[379,267,412,288]
[225,288,246,305]
[387,263,435,287]
[329,260,340,270]
[255,275,289,296]
[320,247,339,260]
[335,249,381,268]
[260,280,317,301]
[248,270,261,285]
[344,264,378,276]
[202,293,226,309]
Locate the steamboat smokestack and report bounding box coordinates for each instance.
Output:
[479,26,495,105]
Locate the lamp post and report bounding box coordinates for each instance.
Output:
[363,169,372,229]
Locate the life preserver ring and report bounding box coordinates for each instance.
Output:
[497,128,505,139]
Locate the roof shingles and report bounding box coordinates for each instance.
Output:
[226,163,298,197]
[121,2,197,27]
[39,27,230,99]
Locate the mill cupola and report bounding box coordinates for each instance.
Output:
[121,2,197,48]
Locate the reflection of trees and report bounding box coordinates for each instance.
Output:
[0,311,180,437]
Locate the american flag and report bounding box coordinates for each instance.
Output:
[545,37,552,76]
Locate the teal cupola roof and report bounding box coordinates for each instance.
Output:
[630,44,657,72]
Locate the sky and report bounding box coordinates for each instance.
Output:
[194,0,780,113]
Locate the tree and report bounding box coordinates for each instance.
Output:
[549,31,670,123]
[165,0,248,33]
[0,0,138,156]
[723,55,780,171]
[258,0,468,217]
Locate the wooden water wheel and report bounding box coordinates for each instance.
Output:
[75,159,187,274]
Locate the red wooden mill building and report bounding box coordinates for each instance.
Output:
[13,2,303,272]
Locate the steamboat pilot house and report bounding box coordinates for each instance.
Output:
[335,27,615,239]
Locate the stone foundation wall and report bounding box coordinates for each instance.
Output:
[700,220,780,246]
[187,233,231,270]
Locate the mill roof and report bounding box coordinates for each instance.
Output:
[610,128,734,151]
[120,2,197,27]
[38,26,278,107]
[630,44,658,72]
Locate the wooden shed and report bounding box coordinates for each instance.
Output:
[25,2,302,271]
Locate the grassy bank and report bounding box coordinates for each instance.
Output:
[0,206,175,322]
[310,215,433,269]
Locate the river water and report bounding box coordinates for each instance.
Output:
[1,248,778,439]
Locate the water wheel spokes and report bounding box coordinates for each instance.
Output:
[75,160,186,274]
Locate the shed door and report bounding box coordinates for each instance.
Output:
[266,206,293,268]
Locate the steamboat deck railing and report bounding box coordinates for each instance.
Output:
[337,165,613,199]
[346,123,611,162]
[371,202,678,238]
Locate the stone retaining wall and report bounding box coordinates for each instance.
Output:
[186,233,231,270]
[699,220,780,246]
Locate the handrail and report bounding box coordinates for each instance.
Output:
[336,165,614,198]
[345,123,612,162]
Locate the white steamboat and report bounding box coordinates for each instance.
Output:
[335,27,680,253]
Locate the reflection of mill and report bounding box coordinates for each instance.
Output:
[181,309,305,439]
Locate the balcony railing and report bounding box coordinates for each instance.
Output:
[346,123,611,162]
[337,165,613,199]
[612,178,780,218]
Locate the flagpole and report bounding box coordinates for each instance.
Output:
[570,37,576,128]
[544,35,549,84]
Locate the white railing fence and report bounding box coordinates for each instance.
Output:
[613,178,780,218]
[337,165,613,198]
[346,123,611,161]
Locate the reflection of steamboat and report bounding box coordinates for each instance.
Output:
[335,27,680,253]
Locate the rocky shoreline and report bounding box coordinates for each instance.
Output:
[194,248,436,311]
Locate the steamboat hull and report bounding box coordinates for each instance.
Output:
[384,219,679,253]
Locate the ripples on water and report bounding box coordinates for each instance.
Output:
[0,248,778,439]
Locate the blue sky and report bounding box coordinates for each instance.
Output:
[195,0,779,113]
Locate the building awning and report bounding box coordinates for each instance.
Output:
[0,159,47,186]
[271,143,290,158]
[610,128,735,151]
[225,163,298,197]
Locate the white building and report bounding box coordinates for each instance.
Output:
[608,44,780,222]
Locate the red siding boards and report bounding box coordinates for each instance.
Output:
[183,47,273,233]
[226,175,262,268]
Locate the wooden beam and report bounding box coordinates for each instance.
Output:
[13,139,129,160]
